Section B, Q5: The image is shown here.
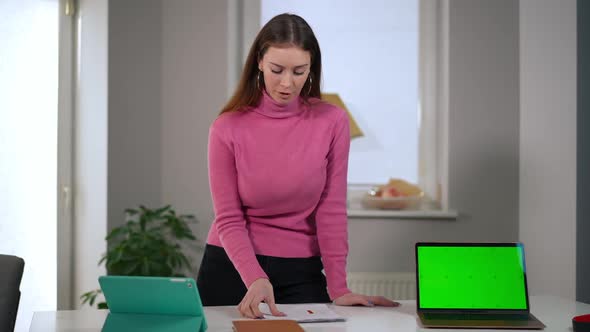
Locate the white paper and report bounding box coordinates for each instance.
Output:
[258,303,346,323]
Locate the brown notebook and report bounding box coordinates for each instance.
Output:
[232,319,304,332]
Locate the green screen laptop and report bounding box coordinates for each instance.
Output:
[415,242,545,329]
[99,276,207,332]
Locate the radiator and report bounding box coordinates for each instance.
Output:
[347,272,416,300]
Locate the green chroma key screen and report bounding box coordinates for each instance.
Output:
[417,245,528,309]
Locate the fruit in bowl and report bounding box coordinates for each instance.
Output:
[381,186,402,198]
[362,179,424,210]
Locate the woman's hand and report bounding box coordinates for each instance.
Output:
[333,292,400,307]
[238,278,286,319]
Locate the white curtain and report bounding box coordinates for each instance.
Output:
[0,1,59,331]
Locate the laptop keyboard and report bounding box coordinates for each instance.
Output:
[423,313,531,321]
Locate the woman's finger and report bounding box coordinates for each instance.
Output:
[244,304,258,318]
[238,299,246,317]
[250,297,264,318]
[369,295,399,307]
[266,294,285,316]
[341,294,370,306]
[239,296,258,319]
[359,296,374,307]
[238,303,250,318]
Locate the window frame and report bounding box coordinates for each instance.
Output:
[234,0,451,212]
[419,0,450,210]
[57,0,76,309]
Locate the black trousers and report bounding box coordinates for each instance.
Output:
[196,244,331,306]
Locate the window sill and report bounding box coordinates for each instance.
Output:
[347,208,458,220]
[346,185,457,220]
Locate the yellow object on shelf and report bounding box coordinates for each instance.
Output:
[381,178,423,196]
[321,93,364,139]
[361,178,424,210]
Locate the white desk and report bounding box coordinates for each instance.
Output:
[30,296,590,332]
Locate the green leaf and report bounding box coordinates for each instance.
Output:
[141,257,150,275]
[180,214,196,222]
[155,205,172,216]
[98,255,107,266]
[80,289,102,307]
[125,208,139,215]
[139,215,148,231]
[179,254,192,269]
[121,261,140,275]
[105,227,125,241]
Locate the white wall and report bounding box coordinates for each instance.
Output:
[74,2,231,293]
[108,0,163,231]
[90,1,578,302]
[519,0,577,300]
[74,0,108,307]
[160,0,231,269]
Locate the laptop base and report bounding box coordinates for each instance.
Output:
[418,312,546,329]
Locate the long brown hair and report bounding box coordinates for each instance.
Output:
[220,13,322,114]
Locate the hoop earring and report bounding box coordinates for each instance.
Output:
[257,71,262,91]
[306,75,313,95]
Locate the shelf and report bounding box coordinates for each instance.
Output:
[347,209,458,219]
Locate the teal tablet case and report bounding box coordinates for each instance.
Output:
[102,313,203,332]
[99,276,207,332]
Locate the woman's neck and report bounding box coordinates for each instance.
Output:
[252,89,304,118]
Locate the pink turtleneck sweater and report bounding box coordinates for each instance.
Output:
[206,91,351,300]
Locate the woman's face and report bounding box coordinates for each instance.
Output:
[258,46,311,105]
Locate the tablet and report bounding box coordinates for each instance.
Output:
[99,276,207,331]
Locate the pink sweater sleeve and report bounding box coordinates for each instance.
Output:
[208,121,268,288]
[315,111,352,300]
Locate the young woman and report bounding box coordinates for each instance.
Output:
[196,13,398,319]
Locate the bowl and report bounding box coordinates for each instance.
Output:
[361,194,424,210]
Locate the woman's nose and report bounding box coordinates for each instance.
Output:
[279,74,292,88]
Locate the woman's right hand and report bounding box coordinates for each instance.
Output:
[238,278,286,319]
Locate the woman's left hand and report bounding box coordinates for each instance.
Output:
[333,292,400,307]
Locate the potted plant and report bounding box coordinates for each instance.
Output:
[80,205,199,308]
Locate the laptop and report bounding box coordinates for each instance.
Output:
[99,276,208,332]
[415,242,545,329]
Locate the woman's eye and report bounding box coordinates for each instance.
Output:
[271,69,282,74]
[294,71,305,76]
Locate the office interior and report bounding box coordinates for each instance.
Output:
[1,0,589,331]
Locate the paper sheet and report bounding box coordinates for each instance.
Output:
[258,303,346,323]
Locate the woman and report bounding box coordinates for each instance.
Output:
[196,13,398,319]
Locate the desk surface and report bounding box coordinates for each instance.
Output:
[30,295,590,332]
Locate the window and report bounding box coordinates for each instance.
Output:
[261,0,419,185]
[0,0,60,329]
[238,0,450,210]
